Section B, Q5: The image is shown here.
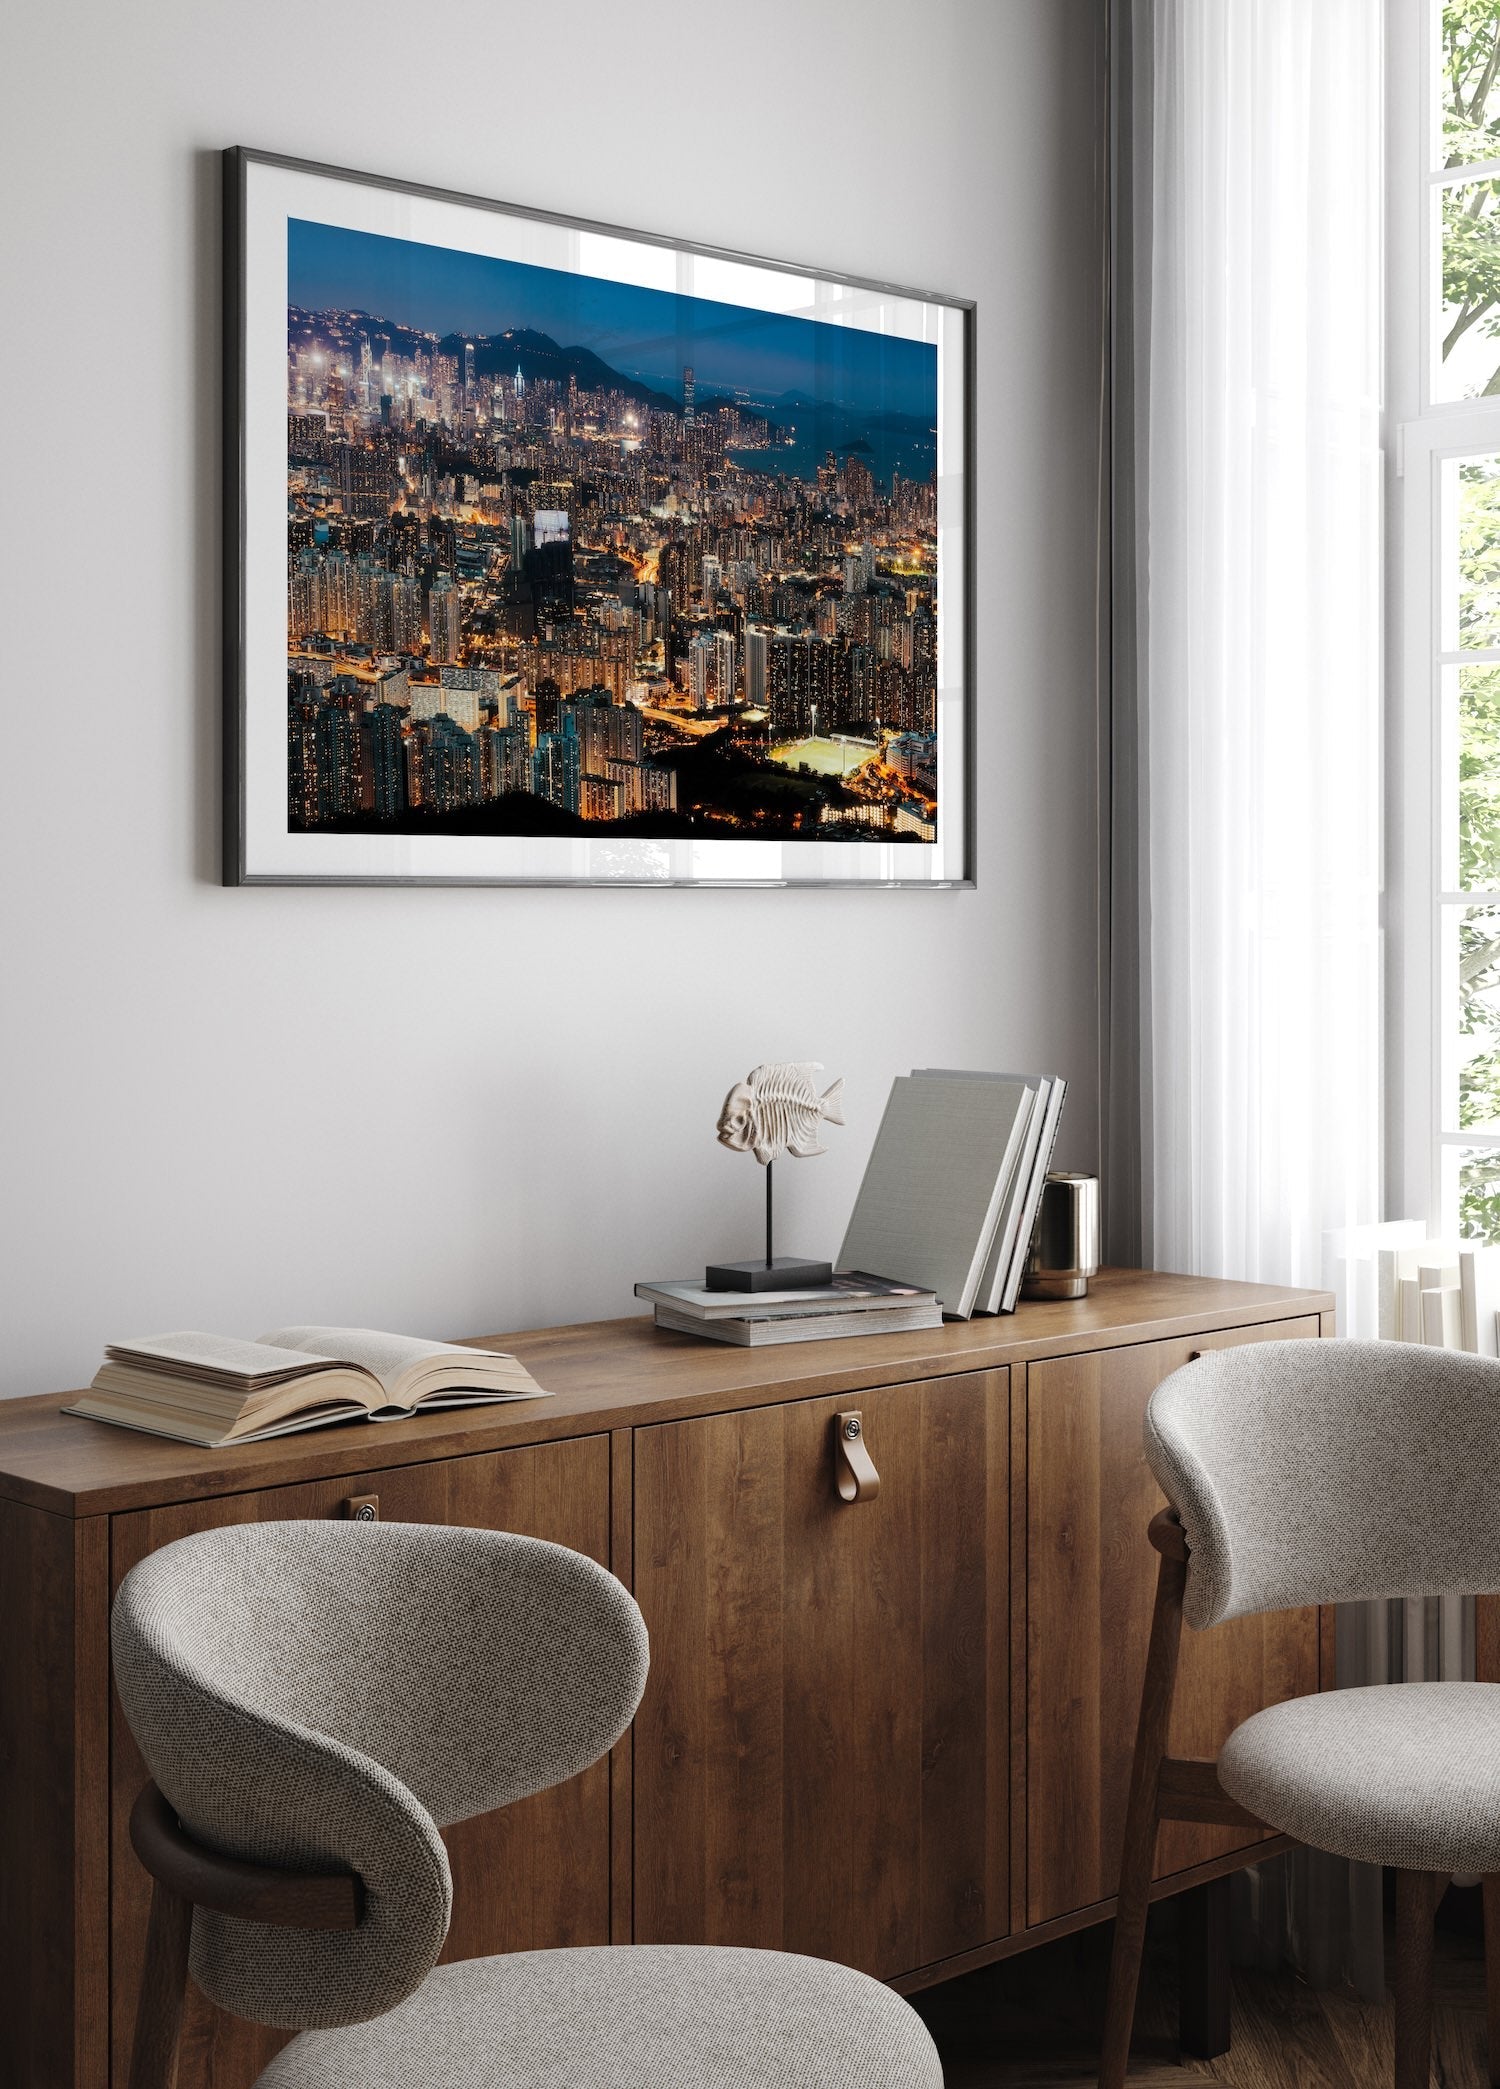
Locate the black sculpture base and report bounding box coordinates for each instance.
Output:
[703,1256,834,1294]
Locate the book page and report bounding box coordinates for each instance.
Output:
[106,1331,336,1382]
[259,1326,520,1400]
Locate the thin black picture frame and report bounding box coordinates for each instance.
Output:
[223,145,976,888]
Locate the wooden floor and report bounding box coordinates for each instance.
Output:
[913,1889,1495,2087]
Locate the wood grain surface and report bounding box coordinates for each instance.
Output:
[632,1370,1010,1979]
[0,1271,1334,1519]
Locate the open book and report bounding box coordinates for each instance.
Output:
[63,1326,547,1447]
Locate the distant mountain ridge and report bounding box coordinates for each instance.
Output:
[288,307,677,413]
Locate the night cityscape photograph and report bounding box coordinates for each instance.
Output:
[285,219,941,843]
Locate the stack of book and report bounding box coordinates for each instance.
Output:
[635,1273,942,1347]
[836,1068,1067,1318]
[1373,1237,1500,1354]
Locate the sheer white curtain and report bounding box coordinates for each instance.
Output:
[1120,0,1383,1285]
[1111,0,1386,1992]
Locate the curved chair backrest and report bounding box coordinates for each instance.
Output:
[111,1520,649,2031]
[1146,1339,1500,1630]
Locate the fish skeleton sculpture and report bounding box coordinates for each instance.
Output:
[717,1061,845,1166]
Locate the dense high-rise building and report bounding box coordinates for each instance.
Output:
[360,703,407,819]
[745,626,768,710]
[682,366,695,425]
[315,693,364,822]
[533,677,562,738]
[570,692,644,774]
[406,713,479,813]
[639,764,678,813]
[580,774,624,821]
[533,729,581,813]
[439,664,505,729]
[768,634,839,737]
[289,549,324,640]
[322,549,353,639]
[427,574,461,665]
[688,632,714,712]
[338,444,397,520]
[713,632,736,703]
[288,685,321,827]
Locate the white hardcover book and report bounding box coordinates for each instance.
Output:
[1420,1287,1463,1349]
[912,1070,1047,1316]
[836,1074,1035,1319]
[1399,1276,1423,1343]
[1377,1232,1430,1341]
[1000,1077,1068,1312]
[1459,1247,1500,1356]
[1326,1221,1423,1341]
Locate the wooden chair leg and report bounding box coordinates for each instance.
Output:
[1179,1873,1232,2060]
[1099,1540,1189,2089]
[1482,1875,1500,2087]
[1392,1870,1441,2089]
[128,1876,192,2089]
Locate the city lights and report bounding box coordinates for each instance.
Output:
[284,238,939,843]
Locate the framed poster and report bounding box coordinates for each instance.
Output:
[224,148,973,886]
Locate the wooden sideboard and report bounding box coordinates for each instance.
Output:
[0,1269,1334,2089]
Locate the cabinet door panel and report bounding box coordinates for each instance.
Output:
[109,1437,611,2089]
[1025,1319,1322,1929]
[633,1369,1008,1982]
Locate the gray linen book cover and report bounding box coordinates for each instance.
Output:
[836,1074,1033,1318]
[915,1070,1047,1313]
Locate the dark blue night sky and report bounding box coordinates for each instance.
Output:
[288,219,937,421]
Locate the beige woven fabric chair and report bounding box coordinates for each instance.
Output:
[1100,1338,1500,2089]
[113,1519,943,2089]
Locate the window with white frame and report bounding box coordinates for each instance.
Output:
[1396,0,1500,1240]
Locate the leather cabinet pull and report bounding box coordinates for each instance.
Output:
[833,1412,880,1504]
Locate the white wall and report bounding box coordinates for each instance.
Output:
[0,0,1106,1396]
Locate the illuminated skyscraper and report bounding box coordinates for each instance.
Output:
[682,366,695,425]
[322,549,353,639]
[688,632,714,712]
[388,574,423,655]
[639,764,678,813]
[427,574,461,665]
[360,704,407,820]
[427,714,481,811]
[440,665,502,733]
[289,549,324,640]
[533,729,581,813]
[713,632,736,703]
[580,775,624,821]
[315,693,364,822]
[745,626,768,709]
[288,685,321,826]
